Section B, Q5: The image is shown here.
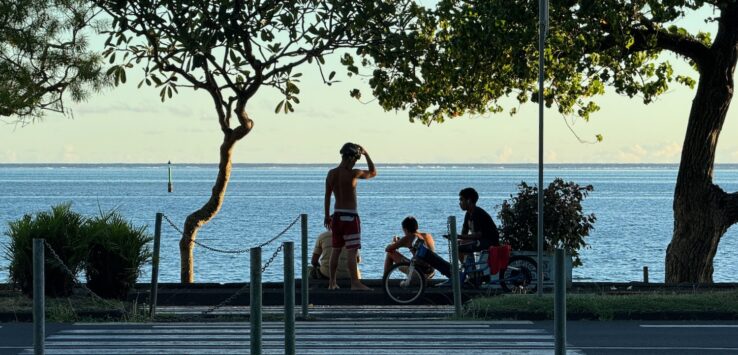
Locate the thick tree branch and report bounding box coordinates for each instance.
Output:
[631,26,712,69]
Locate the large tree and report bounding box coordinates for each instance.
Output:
[95,0,413,282]
[0,0,107,122]
[357,0,737,283]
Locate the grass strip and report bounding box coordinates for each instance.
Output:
[0,291,147,322]
[465,291,738,320]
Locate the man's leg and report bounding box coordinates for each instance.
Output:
[383,252,394,276]
[328,247,342,289]
[458,241,476,263]
[384,250,408,275]
[346,248,370,290]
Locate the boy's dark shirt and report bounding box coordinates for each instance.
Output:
[462,207,500,248]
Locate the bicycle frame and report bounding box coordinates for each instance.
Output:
[400,263,418,287]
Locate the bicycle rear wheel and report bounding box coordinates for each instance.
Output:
[500,256,536,293]
[383,262,426,304]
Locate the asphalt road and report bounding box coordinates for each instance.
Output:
[1,320,737,354]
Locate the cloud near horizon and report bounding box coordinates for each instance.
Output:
[616,143,684,163]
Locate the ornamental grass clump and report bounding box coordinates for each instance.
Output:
[81,211,152,300]
[5,203,85,297]
[498,178,596,267]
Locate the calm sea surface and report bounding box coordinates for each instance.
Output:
[1,164,736,283]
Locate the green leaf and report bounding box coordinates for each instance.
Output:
[151,75,163,86]
[275,101,284,114]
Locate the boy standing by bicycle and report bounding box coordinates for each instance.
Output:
[457,187,500,262]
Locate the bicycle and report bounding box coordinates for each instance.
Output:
[382,238,536,304]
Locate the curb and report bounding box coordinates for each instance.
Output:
[467,310,738,321]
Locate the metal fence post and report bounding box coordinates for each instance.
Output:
[448,216,462,318]
[554,248,566,355]
[150,213,162,318]
[250,247,262,355]
[33,238,45,355]
[284,241,296,355]
[643,266,649,283]
[300,214,309,318]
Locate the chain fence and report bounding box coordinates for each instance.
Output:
[157,213,300,318]
[43,241,138,320]
[162,214,299,254]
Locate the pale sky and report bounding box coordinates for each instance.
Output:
[1,7,737,164]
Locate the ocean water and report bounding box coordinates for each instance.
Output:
[0,164,736,283]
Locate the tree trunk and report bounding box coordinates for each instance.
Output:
[179,119,253,283]
[665,7,738,283]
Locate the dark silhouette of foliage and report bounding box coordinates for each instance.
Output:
[0,0,108,122]
[4,204,86,297]
[82,210,152,300]
[498,178,595,267]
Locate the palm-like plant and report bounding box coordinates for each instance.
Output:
[81,211,152,300]
[5,203,85,297]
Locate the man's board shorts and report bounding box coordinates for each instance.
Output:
[330,209,361,250]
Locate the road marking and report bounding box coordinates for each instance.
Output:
[640,324,738,328]
[576,346,738,351]
[24,349,565,355]
[56,328,546,335]
[75,320,533,326]
[48,334,555,340]
[24,320,575,354]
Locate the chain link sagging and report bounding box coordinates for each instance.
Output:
[42,240,132,318]
[162,214,299,254]
[159,213,300,317]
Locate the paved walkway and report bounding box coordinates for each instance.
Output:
[19,320,580,354]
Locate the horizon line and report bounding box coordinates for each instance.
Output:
[2,162,738,166]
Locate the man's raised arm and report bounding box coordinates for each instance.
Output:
[355,145,377,179]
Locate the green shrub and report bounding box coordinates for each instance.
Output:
[497,178,596,267]
[81,211,152,300]
[5,203,86,297]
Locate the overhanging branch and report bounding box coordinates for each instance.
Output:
[631,26,711,69]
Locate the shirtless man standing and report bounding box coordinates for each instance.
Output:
[324,142,376,290]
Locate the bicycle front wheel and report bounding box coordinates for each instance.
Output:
[383,262,426,304]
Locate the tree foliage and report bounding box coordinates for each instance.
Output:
[358,0,738,283]
[357,0,719,124]
[96,0,416,127]
[0,0,108,122]
[498,178,595,267]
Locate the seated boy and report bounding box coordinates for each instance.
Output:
[311,230,361,280]
[384,216,436,279]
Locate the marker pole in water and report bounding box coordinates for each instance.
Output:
[167,161,173,193]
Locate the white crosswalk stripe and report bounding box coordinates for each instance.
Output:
[21,321,584,354]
